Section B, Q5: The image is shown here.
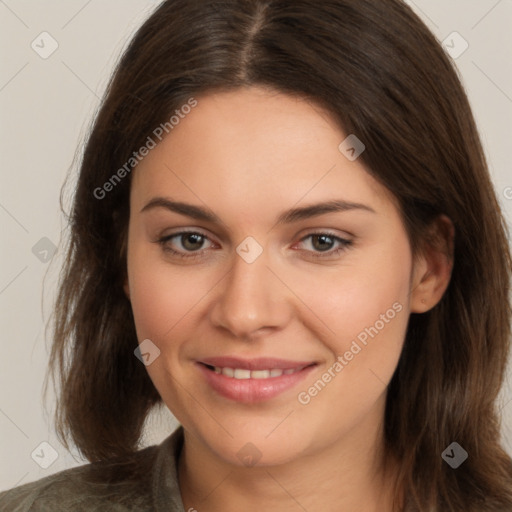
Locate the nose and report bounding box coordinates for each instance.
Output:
[209,245,292,340]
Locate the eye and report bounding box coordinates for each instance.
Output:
[157,231,215,260]
[155,230,353,261]
[295,232,353,259]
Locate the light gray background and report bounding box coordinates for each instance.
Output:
[1,0,511,491]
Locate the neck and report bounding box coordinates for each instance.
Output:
[177,400,401,512]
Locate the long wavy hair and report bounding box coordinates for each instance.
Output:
[46,0,512,510]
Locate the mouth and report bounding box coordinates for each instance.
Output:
[196,357,318,403]
[201,363,312,379]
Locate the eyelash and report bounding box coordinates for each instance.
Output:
[156,230,353,261]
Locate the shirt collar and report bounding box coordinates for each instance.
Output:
[152,425,186,512]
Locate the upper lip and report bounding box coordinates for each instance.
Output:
[198,356,317,371]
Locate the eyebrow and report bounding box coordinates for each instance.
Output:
[140,197,376,224]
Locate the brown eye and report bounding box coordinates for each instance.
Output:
[157,230,215,260]
[311,234,336,252]
[296,232,353,259]
[180,233,206,251]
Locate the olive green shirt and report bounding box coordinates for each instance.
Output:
[0,426,186,511]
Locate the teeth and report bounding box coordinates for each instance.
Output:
[233,369,251,379]
[251,370,271,379]
[222,367,234,377]
[212,366,304,379]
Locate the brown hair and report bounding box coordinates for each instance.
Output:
[47,0,512,510]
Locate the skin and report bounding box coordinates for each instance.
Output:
[124,86,453,512]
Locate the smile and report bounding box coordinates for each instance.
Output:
[196,358,318,403]
[206,365,308,379]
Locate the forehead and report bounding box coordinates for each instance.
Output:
[130,87,396,219]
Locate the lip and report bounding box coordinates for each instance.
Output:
[196,357,318,403]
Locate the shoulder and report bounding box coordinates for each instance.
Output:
[0,444,159,512]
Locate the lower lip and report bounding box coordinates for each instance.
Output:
[196,363,317,403]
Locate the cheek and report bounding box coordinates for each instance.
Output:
[126,240,196,343]
[126,241,224,354]
[126,246,204,413]
[290,232,412,393]
[293,242,411,436]
[294,243,410,342]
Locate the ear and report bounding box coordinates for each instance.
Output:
[410,214,454,313]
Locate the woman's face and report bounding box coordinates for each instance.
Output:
[125,86,423,466]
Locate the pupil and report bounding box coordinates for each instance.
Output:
[183,233,203,250]
[314,235,333,252]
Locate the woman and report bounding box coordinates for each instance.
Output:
[2,0,512,510]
